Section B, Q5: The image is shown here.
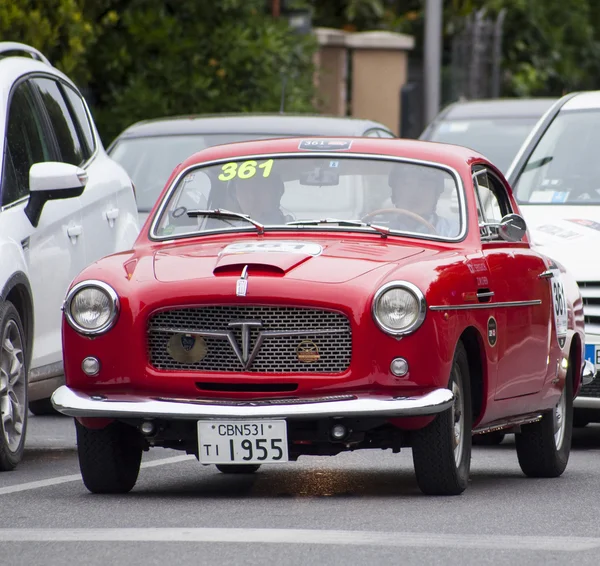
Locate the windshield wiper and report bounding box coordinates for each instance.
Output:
[286,218,390,238]
[522,155,553,172]
[187,209,264,234]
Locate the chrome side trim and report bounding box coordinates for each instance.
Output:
[538,270,554,279]
[51,386,454,420]
[473,413,543,435]
[29,361,64,383]
[429,299,542,311]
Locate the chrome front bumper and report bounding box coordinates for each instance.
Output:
[51,386,454,420]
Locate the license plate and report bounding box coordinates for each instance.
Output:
[585,344,600,368]
[197,420,289,464]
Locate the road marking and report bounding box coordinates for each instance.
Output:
[0,455,194,496]
[0,528,597,551]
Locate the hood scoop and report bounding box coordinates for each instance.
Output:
[213,251,311,276]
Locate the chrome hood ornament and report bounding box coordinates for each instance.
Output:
[236,265,249,297]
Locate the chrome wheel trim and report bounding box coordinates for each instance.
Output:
[452,370,465,466]
[0,319,26,452]
[554,386,567,451]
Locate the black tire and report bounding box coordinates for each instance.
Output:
[473,431,506,446]
[515,364,573,478]
[75,420,143,493]
[411,341,472,495]
[0,301,28,471]
[216,464,261,474]
[29,398,60,416]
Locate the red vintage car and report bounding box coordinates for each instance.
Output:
[52,137,593,496]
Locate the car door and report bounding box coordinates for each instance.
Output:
[2,79,85,370]
[473,168,553,399]
[30,77,121,264]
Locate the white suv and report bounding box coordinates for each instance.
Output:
[0,43,139,469]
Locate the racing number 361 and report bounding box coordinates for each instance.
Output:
[218,159,274,182]
[230,438,284,461]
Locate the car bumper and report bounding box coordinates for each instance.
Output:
[51,386,454,420]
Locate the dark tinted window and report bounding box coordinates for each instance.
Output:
[32,77,84,165]
[63,85,95,155]
[3,82,52,204]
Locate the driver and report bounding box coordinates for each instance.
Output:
[388,163,457,237]
[229,173,288,224]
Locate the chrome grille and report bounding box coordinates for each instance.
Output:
[148,306,352,373]
[578,281,600,334]
[580,379,600,398]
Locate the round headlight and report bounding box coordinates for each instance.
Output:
[372,281,426,336]
[64,281,119,335]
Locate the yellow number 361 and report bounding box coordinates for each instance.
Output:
[218,159,274,182]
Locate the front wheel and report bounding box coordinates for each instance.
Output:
[515,367,573,478]
[411,342,472,495]
[216,464,261,474]
[0,301,28,471]
[76,420,143,493]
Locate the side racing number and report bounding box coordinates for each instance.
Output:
[550,267,568,348]
[218,159,274,182]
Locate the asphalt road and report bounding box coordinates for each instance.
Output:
[2,415,600,566]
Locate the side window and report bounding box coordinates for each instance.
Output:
[62,85,96,155]
[2,82,52,204]
[473,169,512,240]
[31,77,85,166]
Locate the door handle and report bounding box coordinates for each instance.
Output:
[67,225,82,244]
[538,270,554,279]
[105,208,120,228]
[477,289,494,302]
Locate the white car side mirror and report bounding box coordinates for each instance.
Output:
[29,162,88,193]
[26,162,88,227]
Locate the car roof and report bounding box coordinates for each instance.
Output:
[560,91,600,111]
[439,98,558,120]
[113,114,393,139]
[177,136,486,173]
[0,54,70,91]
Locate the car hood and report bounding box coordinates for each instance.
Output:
[521,205,600,281]
[152,238,426,284]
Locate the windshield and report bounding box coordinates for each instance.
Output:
[152,155,464,241]
[109,134,281,211]
[514,111,600,205]
[428,118,539,173]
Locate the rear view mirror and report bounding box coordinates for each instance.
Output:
[299,168,340,186]
[498,213,527,242]
[26,162,88,227]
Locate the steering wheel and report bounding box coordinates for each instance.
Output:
[362,208,437,233]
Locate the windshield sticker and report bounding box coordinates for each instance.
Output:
[529,190,569,203]
[298,139,352,151]
[218,159,274,182]
[221,241,323,256]
[445,121,470,133]
[567,219,600,232]
[329,161,339,168]
[536,224,582,240]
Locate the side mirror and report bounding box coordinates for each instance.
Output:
[498,213,527,243]
[582,360,596,387]
[25,162,88,227]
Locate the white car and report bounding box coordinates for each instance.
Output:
[507,90,600,426]
[0,43,139,469]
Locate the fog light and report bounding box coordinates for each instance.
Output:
[82,357,100,376]
[331,424,347,440]
[390,357,409,377]
[140,421,156,436]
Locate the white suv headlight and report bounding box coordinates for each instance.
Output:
[64,281,119,335]
[372,281,426,336]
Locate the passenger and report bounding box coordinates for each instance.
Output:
[229,174,287,224]
[388,163,457,237]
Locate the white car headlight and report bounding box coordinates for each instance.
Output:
[64,281,119,335]
[372,281,426,336]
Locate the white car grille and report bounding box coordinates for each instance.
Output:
[578,281,600,335]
